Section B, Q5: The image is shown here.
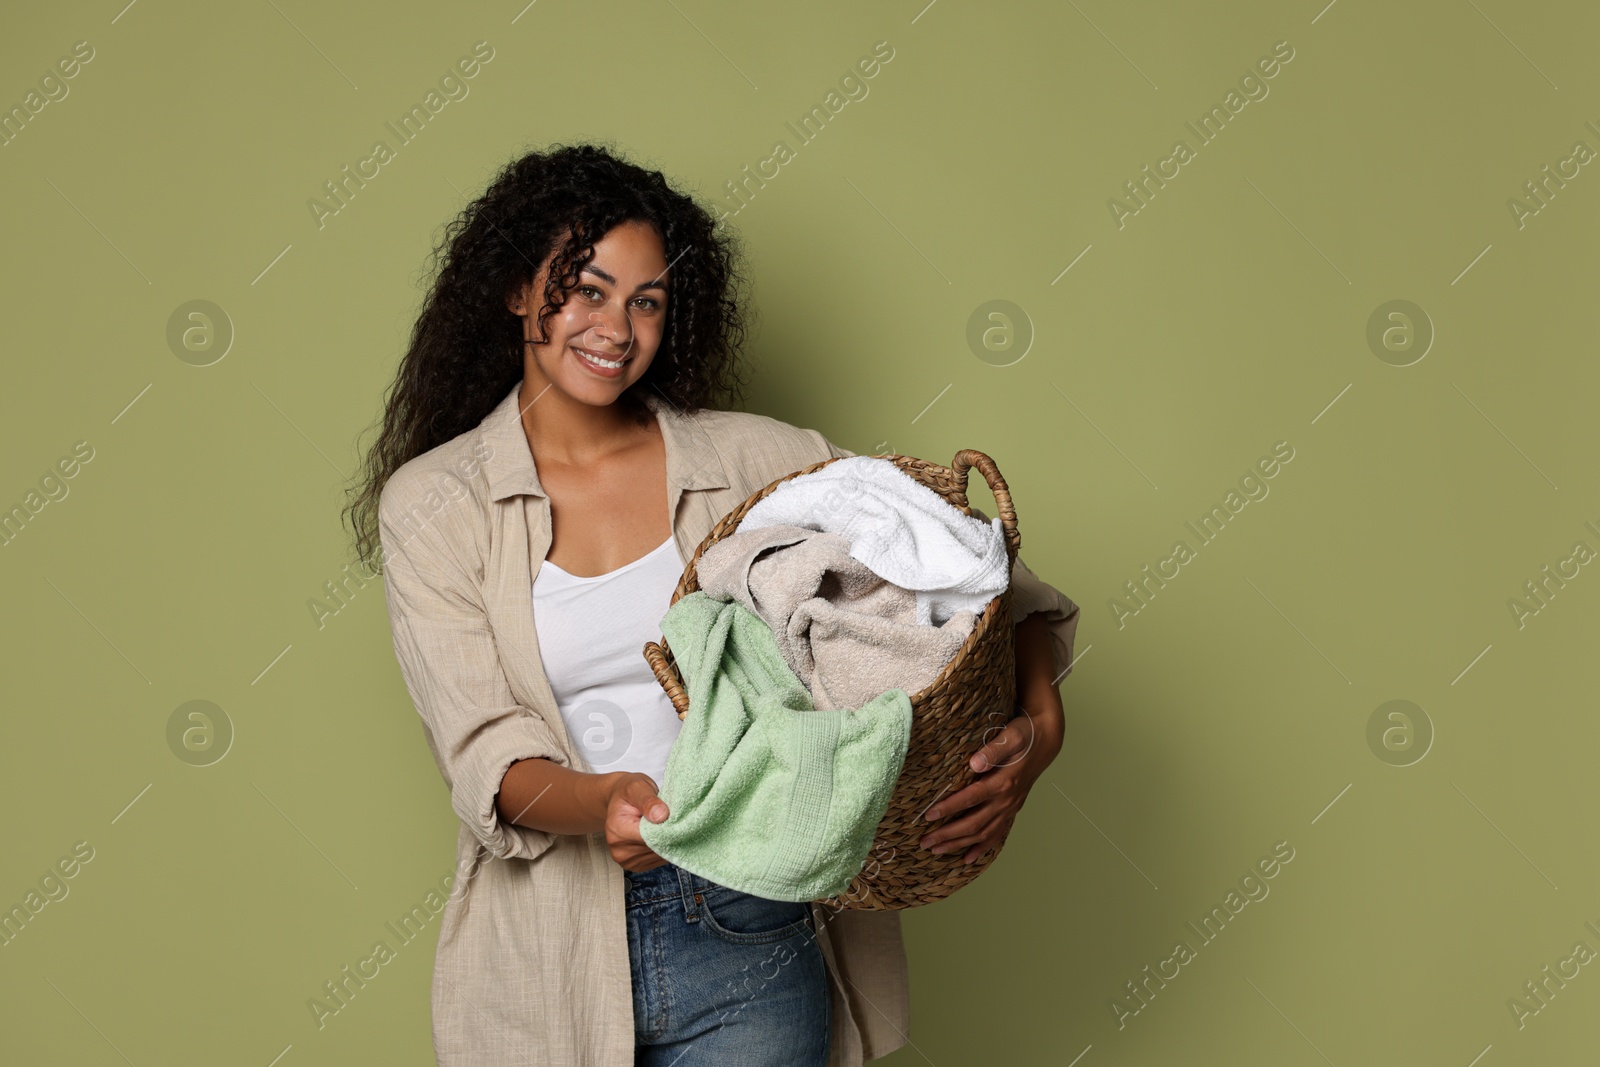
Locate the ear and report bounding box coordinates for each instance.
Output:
[506,281,529,316]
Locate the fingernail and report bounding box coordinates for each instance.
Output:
[925,808,939,821]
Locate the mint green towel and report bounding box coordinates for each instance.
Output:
[639,590,913,902]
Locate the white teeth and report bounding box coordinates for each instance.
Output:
[578,349,626,369]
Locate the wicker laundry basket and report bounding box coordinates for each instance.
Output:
[642,449,1022,911]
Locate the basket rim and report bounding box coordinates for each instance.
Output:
[654,449,1019,707]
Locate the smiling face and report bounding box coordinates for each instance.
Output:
[509,219,671,406]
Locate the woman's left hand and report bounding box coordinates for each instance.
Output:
[918,705,1063,864]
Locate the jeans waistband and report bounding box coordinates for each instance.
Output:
[624,861,720,909]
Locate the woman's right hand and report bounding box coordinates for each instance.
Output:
[604,772,671,872]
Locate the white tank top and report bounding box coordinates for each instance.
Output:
[531,534,686,790]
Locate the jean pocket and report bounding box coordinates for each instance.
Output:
[698,887,814,946]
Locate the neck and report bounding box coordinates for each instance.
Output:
[517,374,650,467]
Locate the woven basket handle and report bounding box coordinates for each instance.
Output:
[644,640,691,719]
[951,448,1021,565]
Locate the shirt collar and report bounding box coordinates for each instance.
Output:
[481,380,730,503]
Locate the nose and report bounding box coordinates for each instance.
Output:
[585,299,635,355]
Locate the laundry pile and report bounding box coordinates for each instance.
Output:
[638,456,1012,901]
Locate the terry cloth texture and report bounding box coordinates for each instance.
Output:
[696,522,977,712]
[738,455,1011,627]
[638,589,913,902]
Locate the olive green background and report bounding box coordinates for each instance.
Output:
[3,0,1597,1063]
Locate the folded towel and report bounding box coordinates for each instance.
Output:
[639,590,913,902]
[738,455,1010,626]
[696,523,976,711]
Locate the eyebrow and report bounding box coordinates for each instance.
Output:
[581,265,668,292]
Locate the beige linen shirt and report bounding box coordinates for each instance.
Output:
[377,380,1081,1066]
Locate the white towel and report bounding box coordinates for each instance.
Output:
[738,455,1010,626]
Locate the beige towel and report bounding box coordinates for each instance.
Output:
[696,523,978,711]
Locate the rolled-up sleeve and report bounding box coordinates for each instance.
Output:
[378,476,572,862]
[809,430,1081,683]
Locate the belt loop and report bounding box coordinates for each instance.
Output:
[676,864,703,923]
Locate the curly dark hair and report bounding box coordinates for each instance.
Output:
[343,140,755,572]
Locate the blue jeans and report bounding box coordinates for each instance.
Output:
[625,860,831,1065]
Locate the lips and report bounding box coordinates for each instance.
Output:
[574,346,629,365]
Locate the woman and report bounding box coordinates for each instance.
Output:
[345,142,1081,1066]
